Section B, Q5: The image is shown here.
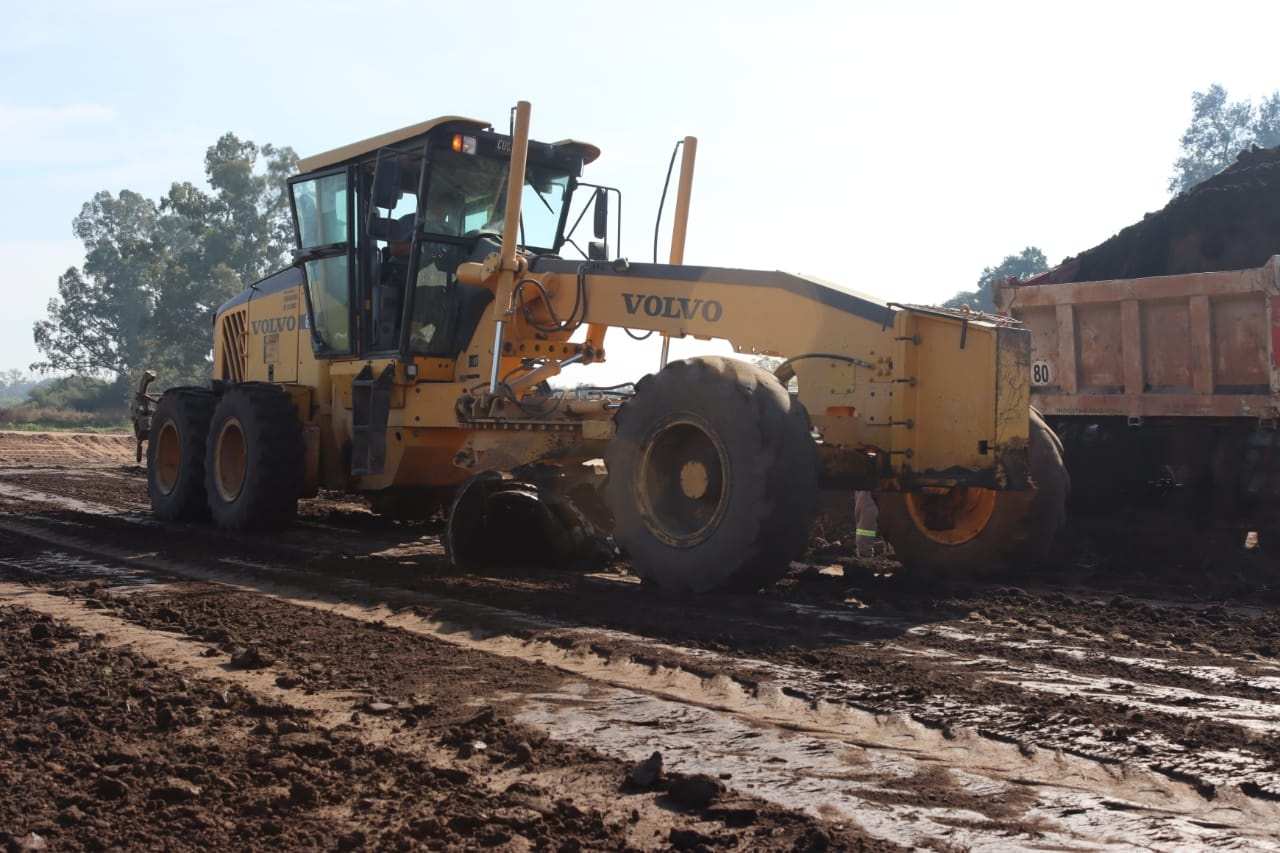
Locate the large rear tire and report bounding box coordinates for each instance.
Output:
[147,388,216,522]
[877,409,1068,577]
[605,357,819,594]
[204,384,304,530]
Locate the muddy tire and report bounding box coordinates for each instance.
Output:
[877,409,1068,577]
[604,357,819,594]
[204,384,304,530]
[147,388,216,521]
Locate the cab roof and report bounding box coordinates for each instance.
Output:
[297,116,489,173]
[297,115,601,174]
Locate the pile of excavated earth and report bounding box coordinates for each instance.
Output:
[1031,144,1280,284]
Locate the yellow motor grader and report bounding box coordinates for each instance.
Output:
[137,101,1066,592]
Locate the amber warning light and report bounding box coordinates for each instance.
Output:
[452,134,477,154]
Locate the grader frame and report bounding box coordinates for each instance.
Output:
[140,100,1060,592]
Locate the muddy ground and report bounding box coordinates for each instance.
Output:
[2,430,1280,851]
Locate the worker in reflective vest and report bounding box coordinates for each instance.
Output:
[853,490,879,558]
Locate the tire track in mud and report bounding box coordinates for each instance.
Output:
[2,525,1280,850]
[5,461,1280,846]
[5,488,1279,809]
[898,621,1280,703]
[0,473,440,563]
[0,589,879,852]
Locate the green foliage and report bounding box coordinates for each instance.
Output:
[1169,84,1280,195]
[33,135,298,388]
[0,371,128,430]
[1256,92,1280,149]
[944,247,1048,313]
[0,370,40,404]
[0,405,130,431]
[25,374,125,413]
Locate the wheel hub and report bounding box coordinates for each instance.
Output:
[637,417,730,548]
[153,422,181,496]
[214,418,247,503]
[904,486,998,546]
[679,460,710,500]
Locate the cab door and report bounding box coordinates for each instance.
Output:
[289,169,355,360]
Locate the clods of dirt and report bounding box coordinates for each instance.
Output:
[666,774,726,810]
[6,584,899,850]
[627,750,664,788]
[0,605,651,851]
[228,645,274,670]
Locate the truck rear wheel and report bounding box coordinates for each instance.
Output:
[605,357,819,593]
[877,409,1068,577]
[204,384,304,530]
[147,388,216,521]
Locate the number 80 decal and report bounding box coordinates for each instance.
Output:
[1031,360,1053,387]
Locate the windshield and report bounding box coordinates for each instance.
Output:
[423,149,570,251]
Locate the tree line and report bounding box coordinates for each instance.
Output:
[23,136,296,411]
[19,84,1280,411]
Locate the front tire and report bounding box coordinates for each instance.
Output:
[877,409,1068,577]
[605,357,819,594]
[147,388,215,521]
[204,384,304,530]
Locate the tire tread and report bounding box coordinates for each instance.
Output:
[147,388,215,522]
[204,384,304,530]
[606,356,818,593]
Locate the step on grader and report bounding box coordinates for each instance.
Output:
[136,101,1067,593]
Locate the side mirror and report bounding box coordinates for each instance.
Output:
[372,154,402,210]
[593,187,608,239]
[588,240,608,261]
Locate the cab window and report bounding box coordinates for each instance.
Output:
[359,153,423,353]
[291,172,351,353]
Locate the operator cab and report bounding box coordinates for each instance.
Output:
[286,117,600,363]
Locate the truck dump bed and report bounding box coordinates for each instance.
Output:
[998,257,1280,420]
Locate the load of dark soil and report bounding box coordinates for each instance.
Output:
[1031,144,1280,284]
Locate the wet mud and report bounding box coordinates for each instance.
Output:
[2,431,1280,850]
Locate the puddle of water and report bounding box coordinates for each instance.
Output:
[914,623,1280,698]
[0,549,156,586]
[888,635,1280,734]
[0,481,147,518]
[516,680,1280,852]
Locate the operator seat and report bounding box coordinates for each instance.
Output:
[409,240,493,357]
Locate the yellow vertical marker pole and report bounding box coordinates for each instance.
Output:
[660,136,697,370]
[489,100,532,393]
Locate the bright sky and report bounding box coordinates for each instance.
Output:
[3,0,1278,384]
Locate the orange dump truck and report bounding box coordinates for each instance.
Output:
[997,256,1280,539]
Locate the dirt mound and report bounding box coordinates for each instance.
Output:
[0,432,134,468]
[1033,144,1280,284]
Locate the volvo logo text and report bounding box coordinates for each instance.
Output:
[622,293,723,323]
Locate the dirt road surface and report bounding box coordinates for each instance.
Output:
[2,430,1279,851]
